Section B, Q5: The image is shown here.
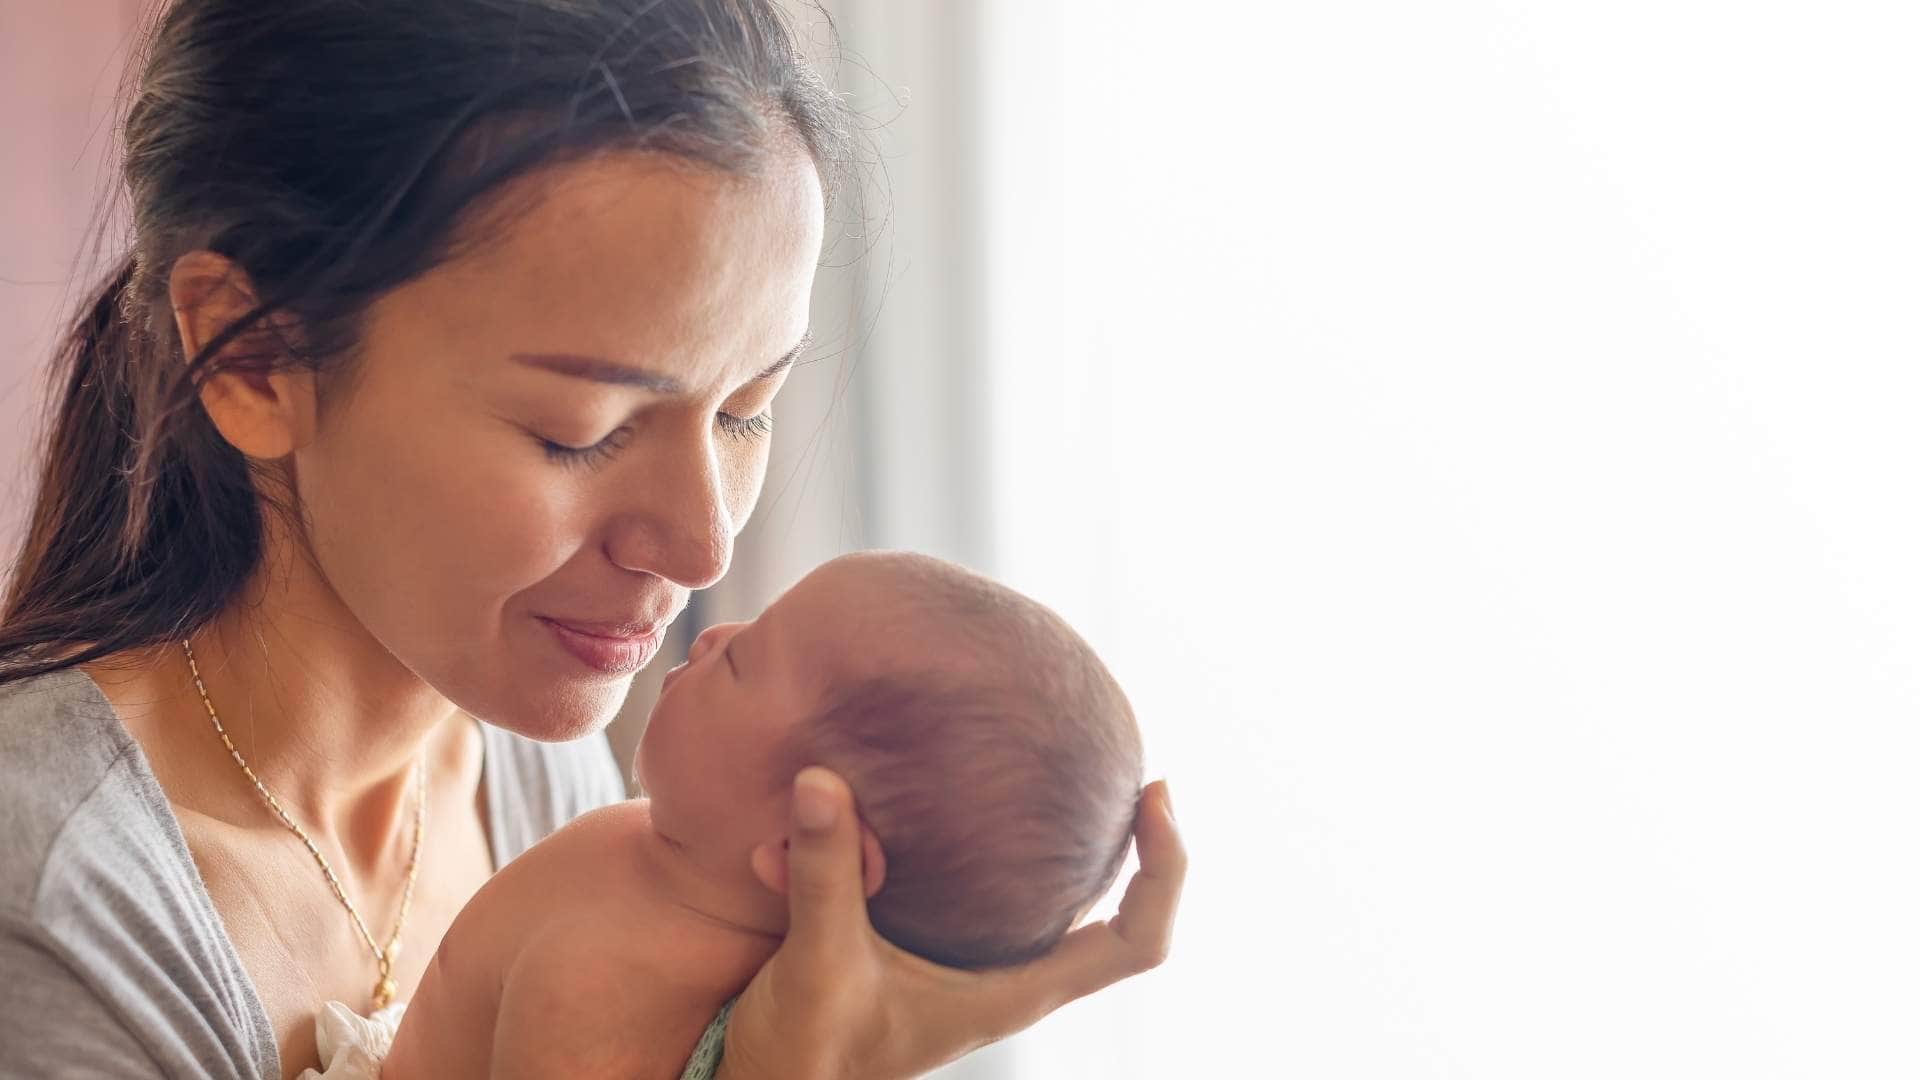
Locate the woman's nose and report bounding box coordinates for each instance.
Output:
[602,428,735,589]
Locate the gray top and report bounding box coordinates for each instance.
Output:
[0,667,626,1079]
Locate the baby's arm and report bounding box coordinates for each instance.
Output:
[488,936,703,1080]
[380,881,514,1079]
[386,803,717,1080]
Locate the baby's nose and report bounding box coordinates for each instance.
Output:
[688,621,737,663]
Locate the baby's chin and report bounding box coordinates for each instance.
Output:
[629,743,658,800]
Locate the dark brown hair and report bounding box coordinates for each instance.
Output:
[780,553,1145,969]
[1,0,858,684]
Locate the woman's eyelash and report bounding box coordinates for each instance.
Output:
[538,409,772,467]
[539,424,634,467]
[717,410,773,441]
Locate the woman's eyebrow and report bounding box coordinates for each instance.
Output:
[511,330,813,389]
[511,353,684,390]
[756,329,812,380]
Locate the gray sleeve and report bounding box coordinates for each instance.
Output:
[566,730,629,807]
[482,727,629,866]
[0,671,278,1078]
[0,917,165,1077]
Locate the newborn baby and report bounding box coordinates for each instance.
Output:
[382,551,1143,1079]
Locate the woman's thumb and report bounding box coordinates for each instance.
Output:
[783,767,867,945]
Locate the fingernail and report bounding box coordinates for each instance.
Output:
[1161,781,1176,823]
[795,768,839,831]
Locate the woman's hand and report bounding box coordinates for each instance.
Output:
[716,768,1185,1080]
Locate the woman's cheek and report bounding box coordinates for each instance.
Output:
[454,457,597,596]
[720,437,773,532]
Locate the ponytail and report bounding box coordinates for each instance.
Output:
[0,255,260,683]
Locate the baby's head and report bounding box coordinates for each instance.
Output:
[637,551,1142,968]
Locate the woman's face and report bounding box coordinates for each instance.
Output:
[289,150,825,739]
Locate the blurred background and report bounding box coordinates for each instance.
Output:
[7,2,1920,1077]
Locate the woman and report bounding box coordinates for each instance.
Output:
[0,1,1184,1077]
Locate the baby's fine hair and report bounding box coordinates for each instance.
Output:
[779,552,1144,969]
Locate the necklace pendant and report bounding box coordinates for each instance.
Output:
[182,639,425,1020]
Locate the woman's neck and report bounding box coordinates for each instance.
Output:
[87,537,465,865]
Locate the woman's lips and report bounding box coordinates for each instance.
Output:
[540,617,664,676]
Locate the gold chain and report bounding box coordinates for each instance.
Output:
[182,639,426,1010]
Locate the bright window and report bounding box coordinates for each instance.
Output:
[980,3,1920,1076]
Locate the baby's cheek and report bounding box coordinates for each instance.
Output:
[643,710,715,829]
[726,737,800,844]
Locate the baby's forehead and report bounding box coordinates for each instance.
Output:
[779,558,998,675]
[814,597,970,672]
[783,556,925,631]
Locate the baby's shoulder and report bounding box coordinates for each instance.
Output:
[436,801,663,983]
[518,797,655,858]
[486,800,660,914]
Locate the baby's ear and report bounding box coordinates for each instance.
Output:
[749,836,788,895]
[749,823,888,899]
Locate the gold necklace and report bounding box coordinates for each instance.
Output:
[182,639,426,1010]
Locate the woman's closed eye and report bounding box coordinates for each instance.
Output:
[717,408,773,441]
[537,423,635,468]
[537,408,774,468]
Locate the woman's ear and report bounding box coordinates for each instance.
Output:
[169,250,317,460]
[750,823,888,899]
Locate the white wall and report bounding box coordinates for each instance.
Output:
[0,1,143,562]
[981,2,1920,1076]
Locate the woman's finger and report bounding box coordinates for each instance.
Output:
[1106,779,1185,962]
[780,766,870,961]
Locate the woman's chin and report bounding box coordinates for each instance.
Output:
[410,635,642,742]
[456,672,633,743]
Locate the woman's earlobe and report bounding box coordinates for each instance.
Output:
[194,368,314,460]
